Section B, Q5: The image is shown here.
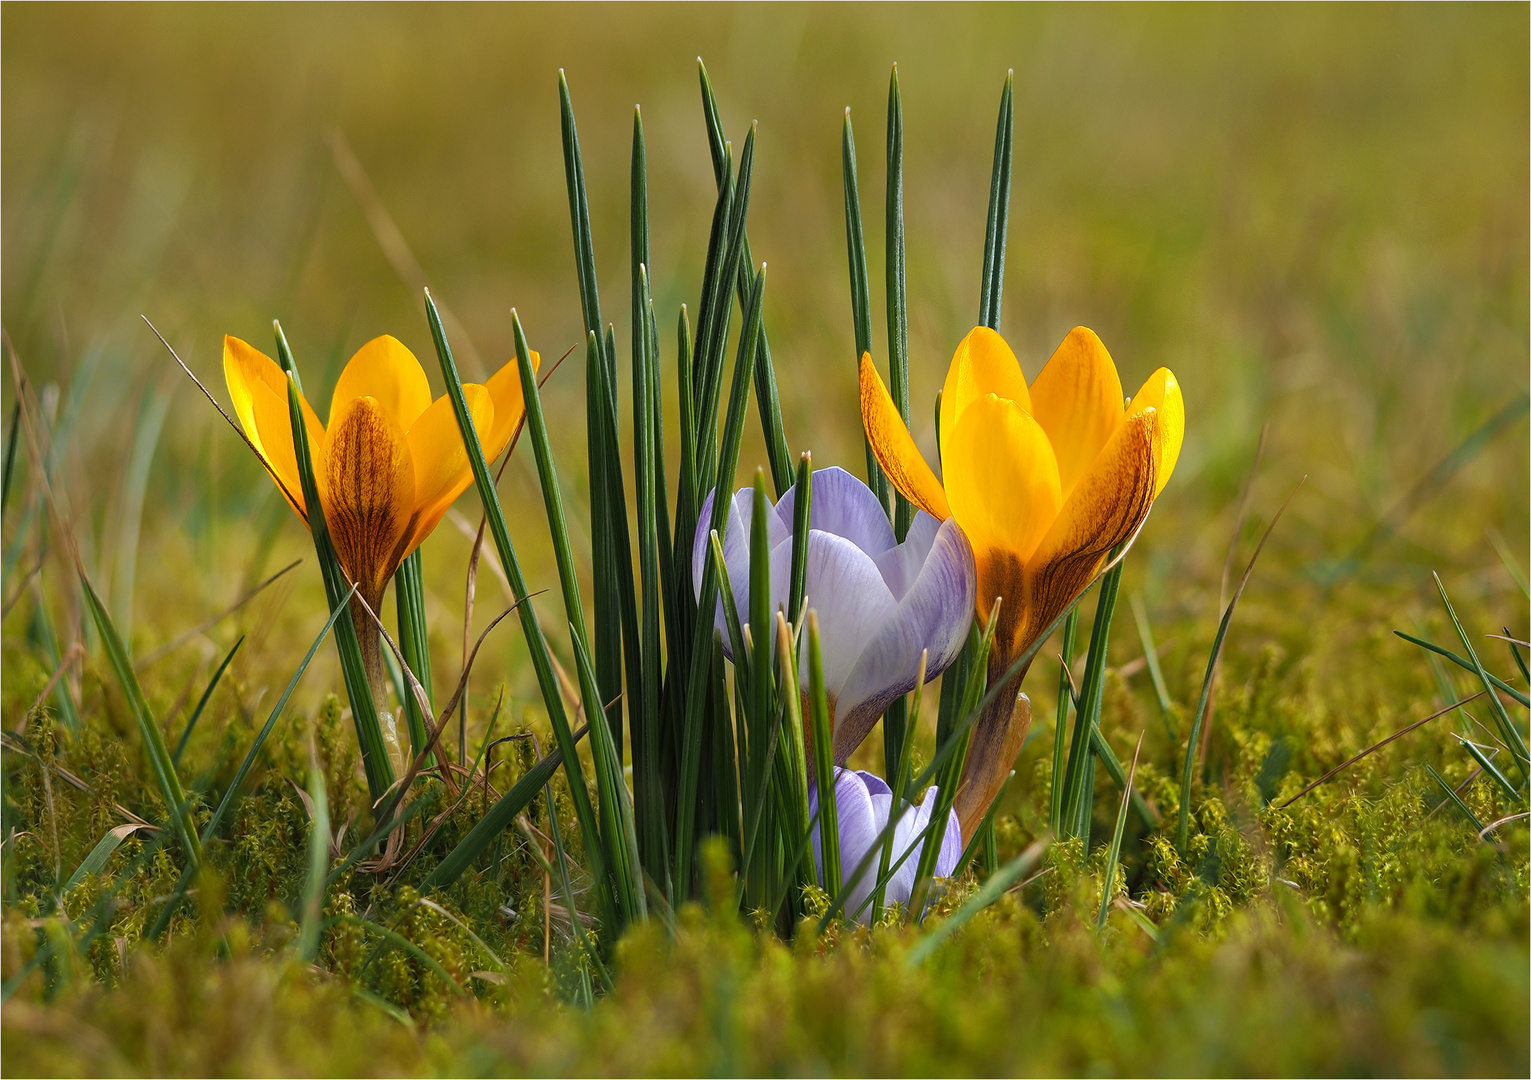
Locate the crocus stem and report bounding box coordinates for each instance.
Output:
[352,589,405,782]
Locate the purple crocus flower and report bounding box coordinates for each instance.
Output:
[693,466,976,765]
[809,767,962,923]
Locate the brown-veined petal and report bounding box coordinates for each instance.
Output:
[1027,327,1125,501]
[859,354,952,520]
[328,335,433,432]
[401,384,495,557]
[323,395,416,605]
[223,335,325,517]
[1124,367,1184,498]
[943,392,1061,572]
[1021,407,1158,651]
[940,326,1031,444]
[481,350,539,460]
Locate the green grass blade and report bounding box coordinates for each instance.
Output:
[2,400,20,514]
[1097,733,1144,930]
[786,454,811,627]
[1177,482,1302,853]
[1425,763,1487,833]
[1049,607,1080,835]
[1394,630,1529,708]
[675,266,766,894]
[110,378,174,640]
[61,823,149,896]
[884,64,913,541]
[78,572,199,865]
[420,738,571,890]
[807,611,839,893]
[1456,737,1521,801]
[698,61,792,496]
[1129,591,1174,716]
[424,291,614,929]
[297,745,330,962]
[393,551,435,767]
[904,836,1048,968]
[978,70,1014,331]
[748,473,774,796]
[697,127,756,483]
[332,914,467,997]
[1061,561,1124,843]
[1487,525,1529,598]
[842,110,888,510]
[1433,572,1529,779]
[171,635,242,766]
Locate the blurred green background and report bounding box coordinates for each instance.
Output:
[3,2,1526,717]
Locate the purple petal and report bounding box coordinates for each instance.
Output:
[811,768,887,911]
[797,532,897,703]
[775,466,896,556]
[831,517,976,761]
[692,486,789,657]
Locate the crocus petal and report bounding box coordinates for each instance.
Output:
[860,355,952,520]
[323,395,417,604]
[774,465,895,556]
[886,786,963,907]
[482,351,539,459]
[223,335,325,518]
[944,393,1062,572]
[797,532,898,706]
[833,517,976,762]
[940,326,1032,440]
[328,335,434,432]
[693,488,789,652]
[401,384,495,556]
[1124,367,1184,498]
[810,769,881,914]
[1023,407,1158,645]
[1027,327,1125,501]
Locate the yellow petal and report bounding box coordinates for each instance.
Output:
[323,395,417,604]
[1125,367,1184,498]
[481,350,539,459]
[403,384,494,556]
[222,335,325,518]
[940,326,1031,449]
[943,393,1061,578]
[328,335,434,432]
[858,353,952,520]
[1022,407,1158,645]
[1027,327,1124,501]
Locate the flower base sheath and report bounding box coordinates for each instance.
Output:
[861,327,1183,840]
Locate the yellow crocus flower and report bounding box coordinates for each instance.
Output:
[860,326,1183,838]
[223,332,535,719]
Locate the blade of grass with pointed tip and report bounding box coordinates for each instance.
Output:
[282,366,394,803]
[674,265,766,893]
[698,63,791,496]
[297,746,330,962]
[1426,763,1488,833]
[393,551,435,767]
[806,611,839,895]
[78,573,199,865]
[1433,572,1529,779]
[1393,630,1529,708]
[842,110,888,511]
[149,583,354,939]
[172,636,242,766]
[61,824,150,896]
[905,835,1049,968]
[1457,737,1520,801]
[1097,732,1144,930]
[1178,481,1303,853]
[1050,607,1080,835]
[424,292,614,929]
[787,455,812,626]
[978,71,1014,331]
[697,129,757,484]
[1061,559,1124,843]
[1130,591,1174,716]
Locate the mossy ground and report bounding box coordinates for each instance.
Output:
[3,5,1527,1076]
